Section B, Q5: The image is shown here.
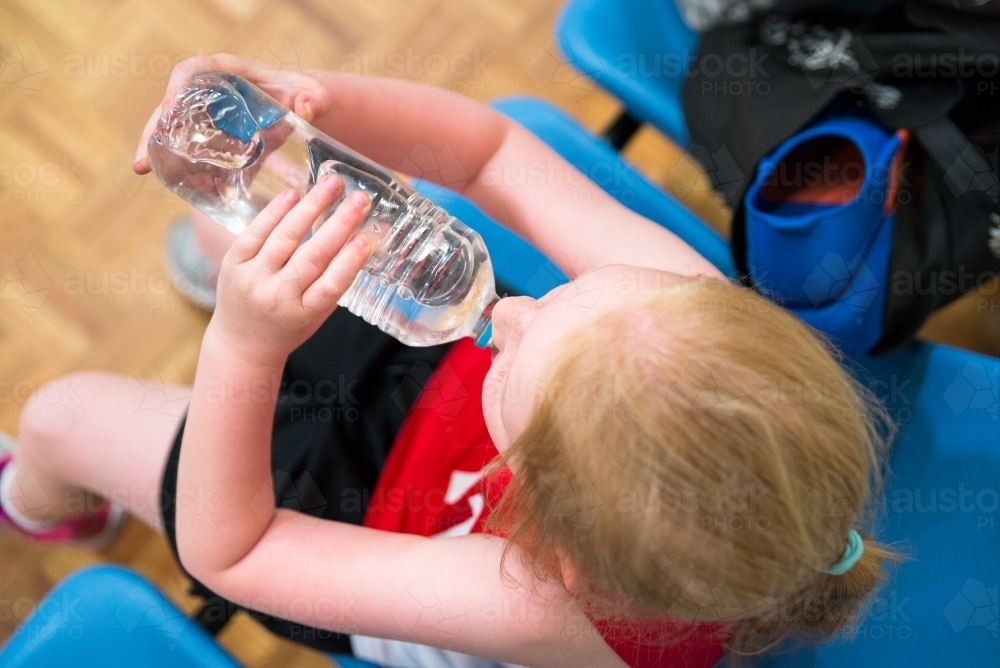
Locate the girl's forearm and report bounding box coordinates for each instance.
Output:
[175,323,284,577]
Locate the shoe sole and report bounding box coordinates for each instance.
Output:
[163,217,217,312]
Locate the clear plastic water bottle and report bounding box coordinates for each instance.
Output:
[147,70,498,348]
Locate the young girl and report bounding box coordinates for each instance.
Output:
[0,56,895,667]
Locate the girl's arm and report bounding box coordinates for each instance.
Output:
[135,55,722,281]
[308,71,720,279]
[175,177,624,668]
[310,71,723,281]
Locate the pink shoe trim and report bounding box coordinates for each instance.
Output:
[0,454,119,546]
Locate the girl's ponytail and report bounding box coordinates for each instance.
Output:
[730,534,901,656]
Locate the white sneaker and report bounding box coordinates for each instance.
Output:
[163,217,218,311]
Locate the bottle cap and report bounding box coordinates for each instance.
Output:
[474,322,493,349]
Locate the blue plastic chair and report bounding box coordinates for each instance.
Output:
[557,0,698,146]
[0,565,242,668]
[558,0,881,146]
[0,564,379,668]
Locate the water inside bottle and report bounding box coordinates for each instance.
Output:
[159,84,263,169]
[147,70,498,347]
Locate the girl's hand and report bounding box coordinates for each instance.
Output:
[133,53,332,174]
[208,175,372,367]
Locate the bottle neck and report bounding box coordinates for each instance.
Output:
[472,293,501,349]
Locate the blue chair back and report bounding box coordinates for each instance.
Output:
[557,0,698,145]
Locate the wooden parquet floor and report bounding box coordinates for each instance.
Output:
[0,1,996,666]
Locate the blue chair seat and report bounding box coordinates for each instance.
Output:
[755,342,999,667]
[0,565,242,668]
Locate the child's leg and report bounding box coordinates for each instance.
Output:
[12,210,274,534]
[8,371,189,532]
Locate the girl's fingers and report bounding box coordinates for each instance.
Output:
[228,189,300,264]
[258,175,344,271]
[301,230,373,314]
[283,190,372,292]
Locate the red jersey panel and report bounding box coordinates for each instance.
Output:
[364,339,729,668]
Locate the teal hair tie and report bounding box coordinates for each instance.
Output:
[824,528,864,576]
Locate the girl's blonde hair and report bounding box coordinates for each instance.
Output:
[487,275,898,655]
